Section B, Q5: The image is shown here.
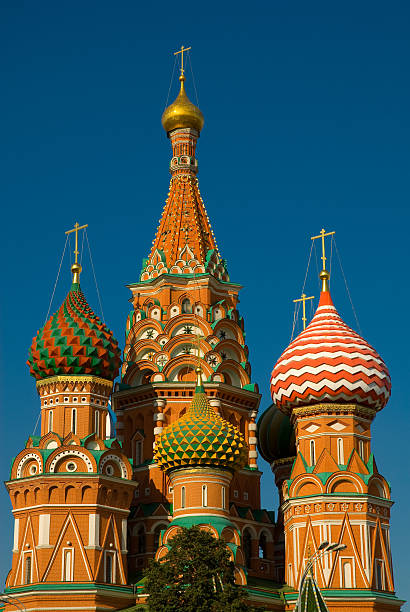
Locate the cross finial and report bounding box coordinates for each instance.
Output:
[174,45,191,76]
[65,222,88,284]
[293,293,315,330]
[311,228,335,271]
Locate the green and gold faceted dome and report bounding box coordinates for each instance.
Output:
[155,372,247,472]
[28,273,121,382]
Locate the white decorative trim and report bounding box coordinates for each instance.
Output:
[49,450,94,473]
[100,454,128,479]
[16,454,43,479]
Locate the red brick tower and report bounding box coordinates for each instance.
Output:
[268,239,403,611]
[112,59,276,583]
[4,229,136,612]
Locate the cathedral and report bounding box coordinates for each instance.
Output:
[2,55,404,612]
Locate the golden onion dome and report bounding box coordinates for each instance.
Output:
[161,75,204,134]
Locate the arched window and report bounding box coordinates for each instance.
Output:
[105,552,114,583]
[137,527,146,554]
[24,554,32,584]
[71,408,77,435]
[243,529,252,567]
[258,532,267,559]
[181,486,186,508]
[48,410,53,433]
[94,410,100,437]
[202,485,207,507]
[181,299,192,314]
[337,438,344,464]
[153,525,165,550]
[310,440,315,466]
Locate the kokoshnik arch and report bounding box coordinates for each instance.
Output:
[2,49,404,612]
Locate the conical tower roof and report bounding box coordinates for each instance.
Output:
[154,369,247,471]
[270,271,391,413]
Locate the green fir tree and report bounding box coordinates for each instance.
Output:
[144,525,258,612]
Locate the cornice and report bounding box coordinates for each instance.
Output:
[291,402,376,420]
[36,375,113,390]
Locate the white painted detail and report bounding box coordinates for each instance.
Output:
[248,437,257,445]
[38,514,50,546]
[248,423,257,431]
[88,514,100,547]
[154,413,165,422]
[13,518,19,552]
[121,518,127,551]
[305,424,320,433]
[330,421,347,432]
[249,450,257,459]
[154,427,163,436]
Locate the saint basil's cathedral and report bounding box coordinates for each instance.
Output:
[2,55,404,612]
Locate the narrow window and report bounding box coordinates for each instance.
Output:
[24,555,32,584]
[310,440,315,466]
[137,527,146,554]
[202,485,207,507]
[71,408,77,435]
[375,560,385,590]
[342,560,353,588]
[181,298,191,314]
[135,440,143,465]
[105,552,114,583]
[94,410,100,437]
[222,487,226,510]
[181,486,186,509]
[63,548,73,581]
[337,438,344,464]
[48,410,53,433]
[258,533,267,559]
[243,530,252,567]
[359,440,365,460]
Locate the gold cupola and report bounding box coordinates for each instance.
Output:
[162,74,204,134]
[162,47,204,134]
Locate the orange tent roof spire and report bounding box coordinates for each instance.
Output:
[140,68,229,283]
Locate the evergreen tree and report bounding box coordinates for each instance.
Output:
[144,525,256,612]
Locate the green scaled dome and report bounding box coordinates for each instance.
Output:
[257,403,296,464]
[155,374,248,472]
[28,282,121,381]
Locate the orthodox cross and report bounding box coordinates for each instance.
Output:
[174,45,191,76]
[293,293,315,330]
[65,222,88,264]
[311,228,335,270]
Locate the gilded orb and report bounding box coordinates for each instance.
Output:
[161,75,204,134]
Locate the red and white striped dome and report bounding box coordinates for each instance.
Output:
[270,281,391,413]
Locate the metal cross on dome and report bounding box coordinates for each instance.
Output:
[293,293,315,330]
[174,45,191,76]
[65,222,88,264]
[311,227,335,271]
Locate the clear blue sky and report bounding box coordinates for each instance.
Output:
[1,0,409,604]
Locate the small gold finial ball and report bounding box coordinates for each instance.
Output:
[319,269,330,281]
[71,262,82,275]
[195,366,202,374]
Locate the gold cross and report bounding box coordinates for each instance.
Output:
[65,222,88,265]
[174,45,191,76]
[311,228,335,271]
[293,293,315,330]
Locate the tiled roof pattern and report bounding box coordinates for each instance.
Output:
[28,283,121,381]
[155,389,247,471]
